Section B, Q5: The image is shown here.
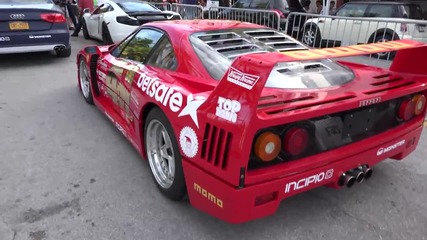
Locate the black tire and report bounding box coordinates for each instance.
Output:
[78,56,94,104]
[82,20,90,40]
[371,33,397,60]
[144,107,187,201]
[102,23,113,45]
[56,46,71,58]
[301,23,321,48]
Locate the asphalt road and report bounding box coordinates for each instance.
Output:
[0,36,426,240]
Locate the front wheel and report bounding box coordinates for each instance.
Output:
[82,19,90,40]
[144,108,186,201]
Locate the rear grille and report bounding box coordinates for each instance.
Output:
[201,123,232,170]
[244,30,307,52]
[364,73,416,95]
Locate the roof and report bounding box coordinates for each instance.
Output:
[144,19,266,35]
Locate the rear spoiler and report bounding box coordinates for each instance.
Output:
[199,39,427,122]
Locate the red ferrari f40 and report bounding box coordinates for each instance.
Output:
[76,20,427,224]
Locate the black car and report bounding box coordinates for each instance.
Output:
[214,0,306,36]
[0,0,71,57]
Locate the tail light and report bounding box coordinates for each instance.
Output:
[413,94,426,115]
[253,131,281,162]
[116,16,139,26]
[40,13,66,23]
[283,126,309,156]
[397,97,415,121]
[400,23,408,33]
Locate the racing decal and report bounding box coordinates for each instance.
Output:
[136,73,183,113]
[284,169,334,194]
[377,140,405,156]
[179,126,198,158]
[0,37,10,42]
[97,69,107,82]
[281,40,416,60]
[215,97,241,123]
[227,67,260,90]
[359,97,381,107]
[194,183,223,208]
[178,94,206,128]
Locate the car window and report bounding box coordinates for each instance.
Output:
[116,2,159,13]
[233,0,250,8]
[250,0,270,9]
[117,28,164,63]
[402,4,424,20]
[146,37,178,71]
[365,4,398,18]
[336,4,368,17]
[93,3,111,14]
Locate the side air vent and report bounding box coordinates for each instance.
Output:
[244,30,307,52]
[364,73,415,94]
[201,123,232,170]
[258,95,315,109]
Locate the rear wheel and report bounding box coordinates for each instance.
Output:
[78,56,94,104]
[102,23,113,45]
[302,24,321,48]
[371,33,396,60]
[144,108,186,201]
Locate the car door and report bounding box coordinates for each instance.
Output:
[322,3,368,46]
[87,3,111,40]
[102,27,165,124]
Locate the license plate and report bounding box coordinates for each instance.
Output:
[9,21,29,30]
[342,108,376,137]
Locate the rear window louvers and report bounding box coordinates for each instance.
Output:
[197,32,267,59]
[200,123,232,170]
[244,30,307,52]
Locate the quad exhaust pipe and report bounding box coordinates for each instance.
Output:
[339,164,373,188]
[54,45,66,51]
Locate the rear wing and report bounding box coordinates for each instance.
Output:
[199,39,427,123]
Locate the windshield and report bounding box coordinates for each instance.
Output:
[117,1,160,13]
[0,0,53,3]
[190,28,354,89]
[402,4,424,20]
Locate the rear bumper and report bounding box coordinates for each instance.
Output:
[0,29,70,54]
[0,43,68,54]
[182,123,424,224]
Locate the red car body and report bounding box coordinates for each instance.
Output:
[76,20,427,224]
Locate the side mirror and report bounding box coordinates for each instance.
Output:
[83,8,90,14]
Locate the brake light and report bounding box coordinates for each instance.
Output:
[397,97,415,121]
[400,23,408,33]
[272,9,285,18]
[253,131,281,162]
[413,94,426,115]
[283,127,309,156]
[40,13,66,23]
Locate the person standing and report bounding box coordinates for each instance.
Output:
[71,0,94,37]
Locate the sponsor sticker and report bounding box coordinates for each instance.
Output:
[29,35,51,39]
[178,94,206,128]
[377,139,405,156]
[179,126,198,158]
[227,67,260,90]
[136,73,183,113]
[215,97,241,123]
[0,36,10,42]
[285,169,334,193]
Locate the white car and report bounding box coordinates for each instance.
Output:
[81,0,181,44]
[300,1,427,59]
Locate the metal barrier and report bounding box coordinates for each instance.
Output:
[150,2,172,11]
[171,3,205,20]
[285,12,427,62]
[206,7,281,30]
